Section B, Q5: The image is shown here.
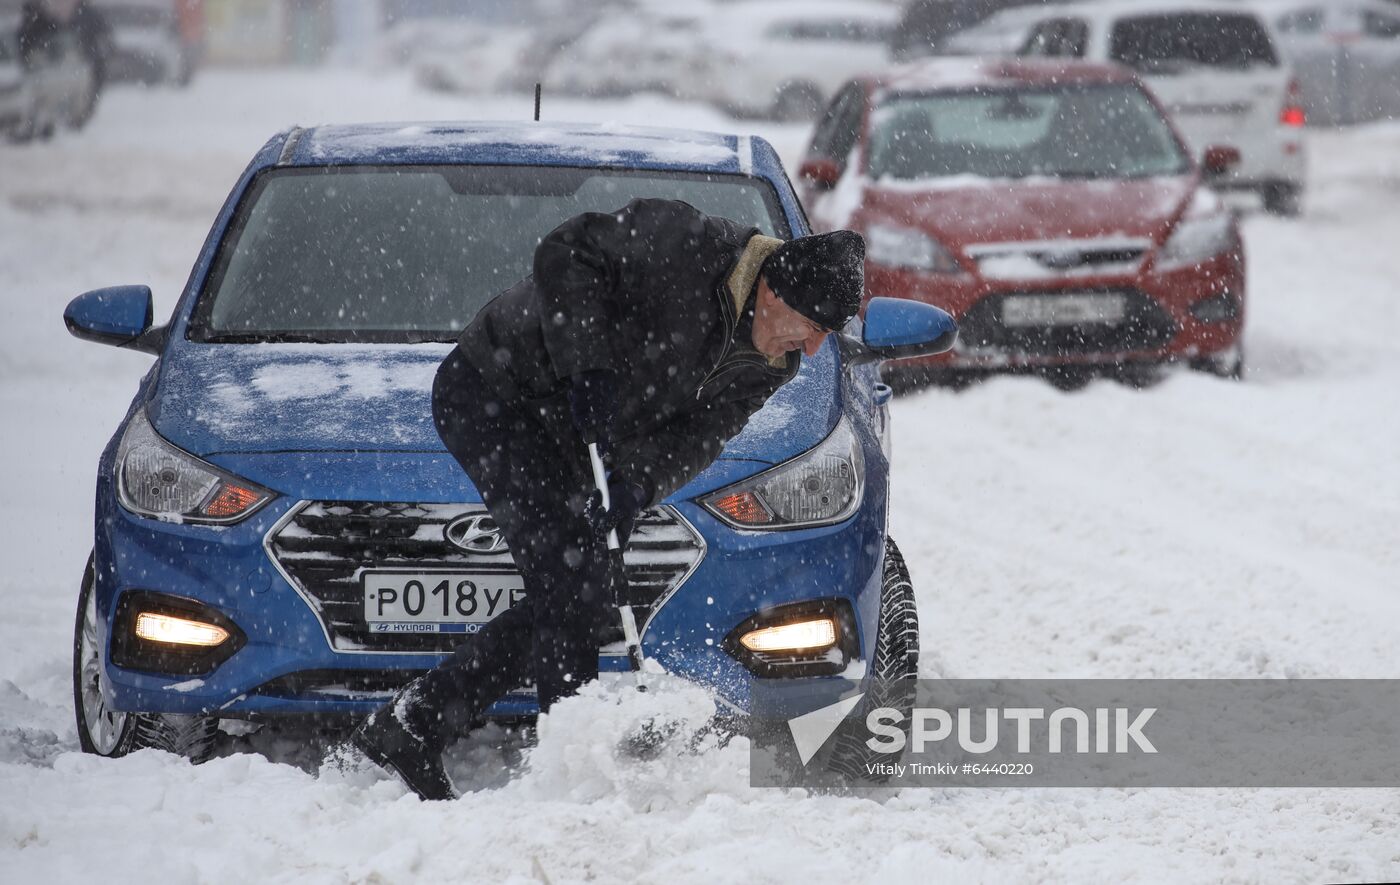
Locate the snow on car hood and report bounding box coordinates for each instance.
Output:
[150,342,837,465]
[859,174,1197,249]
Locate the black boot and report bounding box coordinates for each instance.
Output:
[350,704,456,801]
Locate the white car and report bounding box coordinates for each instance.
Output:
[1,11,98,140]
[980,1,1307,215]
[940,5,1058,56]
[410,23,535,96]
[1248,0,1400,125]
[98,0,192,86]
[690,0,900,120]
[544,3,721,99]
[0,17,37,138]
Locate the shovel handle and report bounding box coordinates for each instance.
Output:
[587,442,620,551]
[587,442,645,678]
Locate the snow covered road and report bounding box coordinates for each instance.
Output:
[1,69,1397,883]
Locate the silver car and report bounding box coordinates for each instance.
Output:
[1003,1,1308,215]
[1250,0,1400,125]
[1,12,98,141]
[0,17,36,138]
[101,1,193,86]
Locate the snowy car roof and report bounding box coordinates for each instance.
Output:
[1027,0,1276,23]
[279,121,768,174]
[718,0,902,27]
[1246,0,1394,12]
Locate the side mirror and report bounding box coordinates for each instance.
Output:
[798,157,842,191]
[63,285,159,352]
[843,297,958,367]
[1202,145,1241,178]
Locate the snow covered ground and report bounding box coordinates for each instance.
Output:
[2,69,1398,883]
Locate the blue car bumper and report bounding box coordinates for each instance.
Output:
[95,455,889,719]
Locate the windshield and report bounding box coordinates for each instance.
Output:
[1110,14,1279,72]
[867,83,1190,181]
[189,165,790,343]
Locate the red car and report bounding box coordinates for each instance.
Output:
[799,58,1246,388]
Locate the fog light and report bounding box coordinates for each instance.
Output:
[112,591,245,675]
[134,612,230,647]
[1190,292,1240,323]
[739,617,837,653]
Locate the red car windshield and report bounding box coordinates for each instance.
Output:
[867,83,1189,182]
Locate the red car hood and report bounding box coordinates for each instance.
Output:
[856,175,1197,249]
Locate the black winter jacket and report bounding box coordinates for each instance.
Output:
[457,198,799,506]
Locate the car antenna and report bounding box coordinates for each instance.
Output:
[534,83,542,122]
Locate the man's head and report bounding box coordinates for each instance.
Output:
[751,230,866,360]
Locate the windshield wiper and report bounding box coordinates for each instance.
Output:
[198,332,339,344]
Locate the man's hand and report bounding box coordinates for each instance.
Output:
[569,369,618,449]
[584,476,646,550]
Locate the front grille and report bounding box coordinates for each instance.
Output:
[957,289,1176,357]
[267,501,704,653]
[252,669,538,713]
[256,668,427,700]
[968,238,1150,279]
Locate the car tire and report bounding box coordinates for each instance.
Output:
[1262,182,1302,217]
[68,59,101,129]
[1042,365,1094,392]
[867,538,920,682]
[824,537,919,782]
[771,81,823,122]
[1114,362,1167,390]
[882,365,979,395]
[174,52,194,87]
[73,553,221,763]
[8,116,36,144]
[881,365,932,395]
[1190,346,1244,380]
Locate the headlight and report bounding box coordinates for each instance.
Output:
[866,223,961,273]
[1158,211,1235,270]
[701,418,864,530]
[115,410,274,525]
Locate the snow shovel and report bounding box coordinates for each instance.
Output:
[588,445,705,759]
[587,442,646,683]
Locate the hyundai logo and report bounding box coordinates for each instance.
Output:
[444,514,509,555]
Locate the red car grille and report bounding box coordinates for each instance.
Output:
[957,289,1176,357]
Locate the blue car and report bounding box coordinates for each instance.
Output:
[64,122,955,761]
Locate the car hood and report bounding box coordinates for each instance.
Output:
[150,343,838,466]
[857,175,1196,249]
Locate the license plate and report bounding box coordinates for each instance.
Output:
[1002,293,1126,327]
[362,571,526,634]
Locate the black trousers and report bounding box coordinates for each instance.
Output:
[398,347,615,752]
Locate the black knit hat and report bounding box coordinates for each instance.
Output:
[762,230,866,331]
